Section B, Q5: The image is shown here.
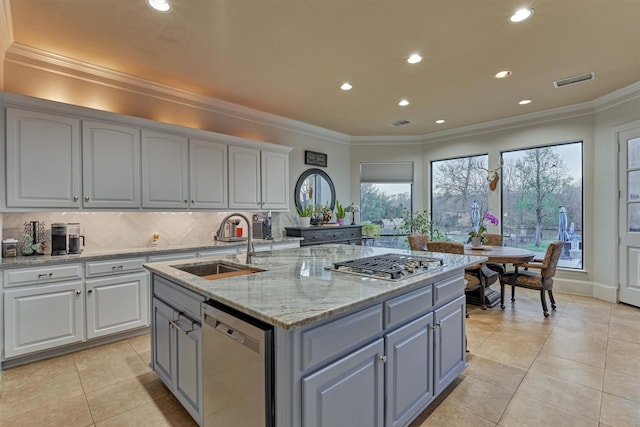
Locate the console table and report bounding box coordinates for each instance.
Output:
[285,225,363,246]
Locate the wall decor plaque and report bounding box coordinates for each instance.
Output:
[305,150,328,167]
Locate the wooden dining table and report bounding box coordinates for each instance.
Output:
[463,245,535,307]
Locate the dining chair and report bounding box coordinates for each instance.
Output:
[482,233,506,274]
[425,241,498,310]
[408,234,430,251]
[500,241,564,317]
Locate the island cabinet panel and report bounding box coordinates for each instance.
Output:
[384,285,433,330]
[141,130,190,209]
[82,120,141,208]
[6,108,82,208]
[434,295,466,395]
[302,338,384,427]
[385,313,434,427]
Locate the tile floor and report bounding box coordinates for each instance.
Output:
[1,289,640,426]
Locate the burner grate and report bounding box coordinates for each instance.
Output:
[332,253,443,280]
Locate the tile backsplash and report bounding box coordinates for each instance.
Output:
[2,211,289,253]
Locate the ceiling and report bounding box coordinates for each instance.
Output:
[7,0,640,136]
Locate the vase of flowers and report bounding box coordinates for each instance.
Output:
[467,212,499,247]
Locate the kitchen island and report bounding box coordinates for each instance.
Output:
[144,244,486,427]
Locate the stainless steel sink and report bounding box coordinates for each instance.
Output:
[173,261,265,280]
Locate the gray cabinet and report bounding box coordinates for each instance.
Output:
[6,108,81,208]
[189,138,227,209]
[82,120,141,208]
[302,339,384,427]
[285,225,363,246]
[141,130,190,209]
[261,150,289,210]
[385,313,434,427]
[434,295,466,395]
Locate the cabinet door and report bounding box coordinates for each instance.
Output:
[228,145,261,210]
[261,150,289,210]
[385,313,434,427]
[85,272,149,339]
[302,339,384,427]
[4,281,84,358]
[175,319,202,424]
[434,295,466,395]
[6,108,81,208]
[189,138,227,209]
[152,297,177,385]
[82,120,141,208]
[141,130,189,208]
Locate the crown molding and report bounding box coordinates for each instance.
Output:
[592,81,640,112]
[0,0,13,53]
[350,135,425,146]
[5,43,351,145]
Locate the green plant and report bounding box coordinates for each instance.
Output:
[395,208,447,241]
[362,222,381,237]
[335,200,346,219]
[296,204,313,217]
[315,204,333,224]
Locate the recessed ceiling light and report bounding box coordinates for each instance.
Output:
[407,54,422,64]
[509,8,533,23]
[398,99,410,106]
[435,119,445,124]
[147,0,171,12]
[519,99,532,105]
[340,82,353,91]
[494,70,512,79]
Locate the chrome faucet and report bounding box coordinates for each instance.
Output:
[216,213,254,264]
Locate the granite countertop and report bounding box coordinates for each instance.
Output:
[0,237,302,268]
[144,244,487,331]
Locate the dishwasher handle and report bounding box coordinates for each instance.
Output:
[203,309,262,354]
[215,322,245,344]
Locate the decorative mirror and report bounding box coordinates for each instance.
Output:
[294,168,336,213]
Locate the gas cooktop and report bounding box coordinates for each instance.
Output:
[327,253,444,281]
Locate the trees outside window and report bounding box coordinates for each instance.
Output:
[502,142,583,269]
[360,183,412,247]
[430,155,490,241]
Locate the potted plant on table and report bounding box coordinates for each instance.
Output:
[362,222,382,238]
[296,204,313,227]
[396,209,447,242]
[335,200,346,225]
[466,212,499,247]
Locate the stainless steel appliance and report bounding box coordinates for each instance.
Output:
[202,301,273,427]
[67,222,85,254]
[51,223,67,256]
[327,253,444,281]
[252,213,273,239]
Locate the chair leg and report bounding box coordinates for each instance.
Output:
[511,284,515,302]
[548,290,556,310]
[540,290,549,317]
[499,279,505,310]
[480,275,486,310]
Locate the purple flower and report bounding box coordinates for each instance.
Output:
[484,213,499,226]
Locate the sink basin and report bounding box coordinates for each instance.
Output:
[173,261,265,280]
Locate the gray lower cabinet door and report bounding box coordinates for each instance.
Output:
[175,319,202,424]
[302,338,384,427]
[434,295,466,395]
[152,297,176,385]
[385,312,434,427]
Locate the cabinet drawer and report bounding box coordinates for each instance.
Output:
[4,264,83,287]
[153,275,206,320]
[384,284,433,330]
[301,304,383,371]
[433,274,464,307]
[85,257,146,277]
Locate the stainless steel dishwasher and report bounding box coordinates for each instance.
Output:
[201,301,274,427]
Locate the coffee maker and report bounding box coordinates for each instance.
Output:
[51,223,67,256]
[252,212,273,240]
[67,222,85,254]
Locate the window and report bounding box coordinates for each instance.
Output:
[360,162,413,248]
[430,155,490,242]
[501,142,583,269]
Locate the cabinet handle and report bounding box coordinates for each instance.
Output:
[112,265,124,271]
[84,196,90,202]
[38,273,53,279]
[378,355,388,363]
[76,290,81,295]
[87,289,93,294]
[184,200,188,204]
[169,314,194,335]
[191,200,195,204]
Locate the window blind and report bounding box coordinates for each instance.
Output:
[360,162,414,183]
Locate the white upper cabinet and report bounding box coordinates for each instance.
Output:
[228,145,262,210]
[141,130,190,209]
[228,145,290,211]
[261,150,289,210]
[6,108,82,208]
[82,120,141,208]
[189,138,227,209]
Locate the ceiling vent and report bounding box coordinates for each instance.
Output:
[391,119,412,127]
[553,72,595,88]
